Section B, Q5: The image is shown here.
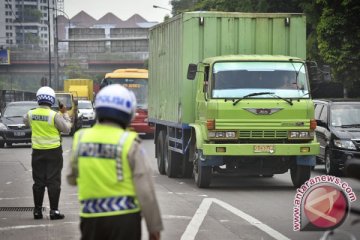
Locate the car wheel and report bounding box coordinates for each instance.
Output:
[290,165,311,188]
[0,142,4,148]
[325,150,341,176]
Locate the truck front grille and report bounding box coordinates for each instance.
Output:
[239,130,288,139]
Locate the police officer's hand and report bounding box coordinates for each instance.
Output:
[149,231,160,240]
[59,105,67,114]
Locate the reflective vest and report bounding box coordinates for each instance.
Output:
[28,108,61,149]
[73,124,140,218]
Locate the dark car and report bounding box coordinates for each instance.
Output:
[314,99,360,176]
[0,101,38,148]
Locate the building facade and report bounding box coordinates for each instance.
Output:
[0,0,56,51]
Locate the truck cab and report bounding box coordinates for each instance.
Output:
[187,55,319,187]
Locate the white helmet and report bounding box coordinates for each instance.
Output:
[95,84,136,126]
[128,90,137,121]
[36,86,55,106]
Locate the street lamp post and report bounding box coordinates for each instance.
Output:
[45,6,71,90]
[47,1,51,87]
[153,5,172,12]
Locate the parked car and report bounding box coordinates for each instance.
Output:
[77,100,96,127]
[314,99,360,176]
[0,101,38,148]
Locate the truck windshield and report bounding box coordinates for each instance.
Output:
[212,61,309,99]
[103,78,148,108]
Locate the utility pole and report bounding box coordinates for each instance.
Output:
[47,0,52,87]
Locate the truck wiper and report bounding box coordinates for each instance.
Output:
[268,93,293,105]
[233,92,274,106]
[340,124,360,128]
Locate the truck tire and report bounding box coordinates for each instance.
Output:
[290,165,311,188]
[194,152,212,188]
[165,134,180,178]
[156,131,166,175]
[182,159,193,178]
[0,142,4,148]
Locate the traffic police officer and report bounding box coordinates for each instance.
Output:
[67,84,163,240]
[24,86,71,220]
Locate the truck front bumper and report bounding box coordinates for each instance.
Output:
[202,142,320,156]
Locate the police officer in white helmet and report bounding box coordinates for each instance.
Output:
[23,86,71,220]
[67,84,163,240]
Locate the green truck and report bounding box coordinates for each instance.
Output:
[148,12,319,188]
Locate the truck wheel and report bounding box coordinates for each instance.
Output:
[290,165,311,188]
[182,159,193,178]
[194,152,212,188]
[165,134,180,178]
[325,150,341,176]
[0,142,4,148]
[156,131,166,175]
[6,142,12,147]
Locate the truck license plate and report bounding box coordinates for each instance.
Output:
[254,145,275,153]
[14,132,25,137]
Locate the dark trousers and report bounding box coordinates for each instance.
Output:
[80,213,141,240]
[32,146,63,210]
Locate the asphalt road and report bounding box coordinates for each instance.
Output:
[0,136,359,240]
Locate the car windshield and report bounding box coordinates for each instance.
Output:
[331,104,360,127]
[212,61,309,99]
[4,103,37,117]
[53,94,72,110]
[78,101,93,109]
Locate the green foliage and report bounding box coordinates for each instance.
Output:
[64,60,91,79]
[316,0,360,87]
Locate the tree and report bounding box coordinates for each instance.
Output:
[64,60,90,79]
[316,0,360,89]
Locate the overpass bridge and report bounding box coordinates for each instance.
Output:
[0,50,147,92]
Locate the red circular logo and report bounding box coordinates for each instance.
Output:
[304,185,348,229]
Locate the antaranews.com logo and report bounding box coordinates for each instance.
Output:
[293,175,357,231]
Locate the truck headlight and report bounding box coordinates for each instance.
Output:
[288,131,314,139]
[333,140,356,150]
[208,131,237,139]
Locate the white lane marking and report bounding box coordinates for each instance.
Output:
[6,182,12,185]
[166,192,208,197]
[0,224,54,231]
[0,222,78,231]
[162,215,192,220]
[181,198,290,240]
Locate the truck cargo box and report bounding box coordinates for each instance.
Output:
[149,12,306,125]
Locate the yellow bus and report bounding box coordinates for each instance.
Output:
[101,68,154,137]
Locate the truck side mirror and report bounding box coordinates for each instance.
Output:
[187,64,197,80]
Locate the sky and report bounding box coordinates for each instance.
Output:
[63,0,173,23]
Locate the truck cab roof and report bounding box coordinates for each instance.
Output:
[202,55,303,64]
